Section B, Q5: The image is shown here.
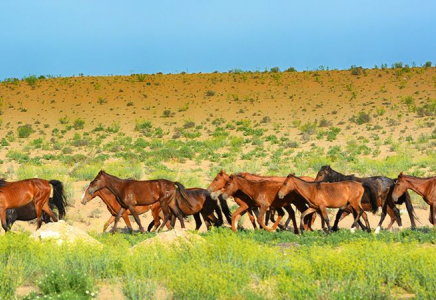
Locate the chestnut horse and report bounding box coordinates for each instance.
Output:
[221,174,310,232]
[81,187,162,232]
[316,165,417,232]
[392,172,436,226]
[0,179,66,232]
[85,170,192,233]
[208,171,316,232]
[278,174,375,233]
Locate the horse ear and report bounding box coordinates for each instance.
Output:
[399,172,404,178]
[219,170,224,175]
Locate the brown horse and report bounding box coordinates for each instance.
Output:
[221,174,309,232]
[85,170,192,233]
[167,187,222,230]
[315,165,417,232]
[278,174,374,233]
[208,171,260,230]
[392,172,436,226]
[80,187,161,232]
[208,171,316,232]
[0,179,66,232]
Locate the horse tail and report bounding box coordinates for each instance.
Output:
[174,182,193,209]
[362,182,378,214]
[49,180,67,219]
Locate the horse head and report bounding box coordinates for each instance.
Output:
[207,170,229,193]
[278,174,296,199]
[86,170,107,196]
[221,174,237,200]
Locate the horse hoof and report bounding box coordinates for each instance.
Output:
[374,226,381,234]
[350,228,356,234]
[398,226,403,231]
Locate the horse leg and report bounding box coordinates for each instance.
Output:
[284,205,299,234]
[360,211,371,233]
[392,205,403,230]
[194,213,203,230]
[404,193,417,229]
[429,204,434,225]
[265,209,272,226]
[121,213,133,234]
[332,209,346,232]
[319,206,331,233]
[246,209,257,229]
[41,203,58,223]
[350,207,361,233]
[375,201,389,234]
[257,205,274,232]
[126,205,145,233]
[300,208,317,234]
[271,207,285,231]
[103,216,116,232]
[386,206,396,231]
[0,208,8,232]
[214,205,224,225]
[111,207,127,233]
[231,203,249,231]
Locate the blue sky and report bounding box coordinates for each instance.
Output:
[1,1,435,79]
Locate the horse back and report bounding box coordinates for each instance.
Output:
[125,179,176,205]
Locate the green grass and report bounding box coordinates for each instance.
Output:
[2,229,436,299]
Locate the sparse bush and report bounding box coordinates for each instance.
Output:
[17,124,34,138]
[73,118,85,130]
[205,90,215,97]
[351,111,371,125]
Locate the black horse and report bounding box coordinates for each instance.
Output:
[315,165,417,232]
[5,180,67,230]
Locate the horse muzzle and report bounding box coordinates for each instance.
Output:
[278,192,285,199]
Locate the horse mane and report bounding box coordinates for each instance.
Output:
[322,167,358,182]
[0,179,7,188]
[402,174,436,181]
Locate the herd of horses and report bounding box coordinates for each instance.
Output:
[1,165,436,235]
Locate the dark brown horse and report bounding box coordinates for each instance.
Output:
[85,170,192,233]
[168,187,222,230]
[316,165,417,233]
[392,172,436,226]
[0,179,66,232]
[278,174,375,233]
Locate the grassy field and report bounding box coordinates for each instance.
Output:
[2,228,436,299]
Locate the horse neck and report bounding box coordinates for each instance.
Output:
[234,176,261,199]
[404,176,434,198]
[102,174,125,197]
[291,178,315,201]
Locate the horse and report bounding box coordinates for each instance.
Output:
[278,174,376,233]
[0,179,66,232]
[208,170,261,230]
[85,170,193,233]
[237,172,318,231]
[221,174,312,232]
[170,187,223,230]
[81,187,161,232]
[208,171,316,232]
[392,172,436,226]
[316,165,417,232]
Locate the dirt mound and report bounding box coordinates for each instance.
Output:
[131,229,205,250]
[30,220,101,246]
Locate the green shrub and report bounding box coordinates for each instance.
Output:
[205,90,215,97]
[17,124,34,138]
[351,111,371,125]
[73,118,85,130]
